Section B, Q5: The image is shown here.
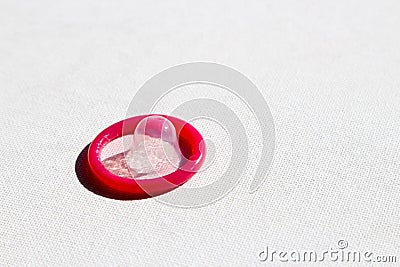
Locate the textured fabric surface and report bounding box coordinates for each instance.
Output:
[1,0,400,266]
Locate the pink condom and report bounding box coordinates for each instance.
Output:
[87,114,206,199]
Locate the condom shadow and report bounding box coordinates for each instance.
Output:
[75,144,150,200]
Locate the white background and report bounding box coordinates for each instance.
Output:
[1,0,400,266]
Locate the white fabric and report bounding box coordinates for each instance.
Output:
[1,0,400,266]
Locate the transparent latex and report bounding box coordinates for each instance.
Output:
[122,116,182,179]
